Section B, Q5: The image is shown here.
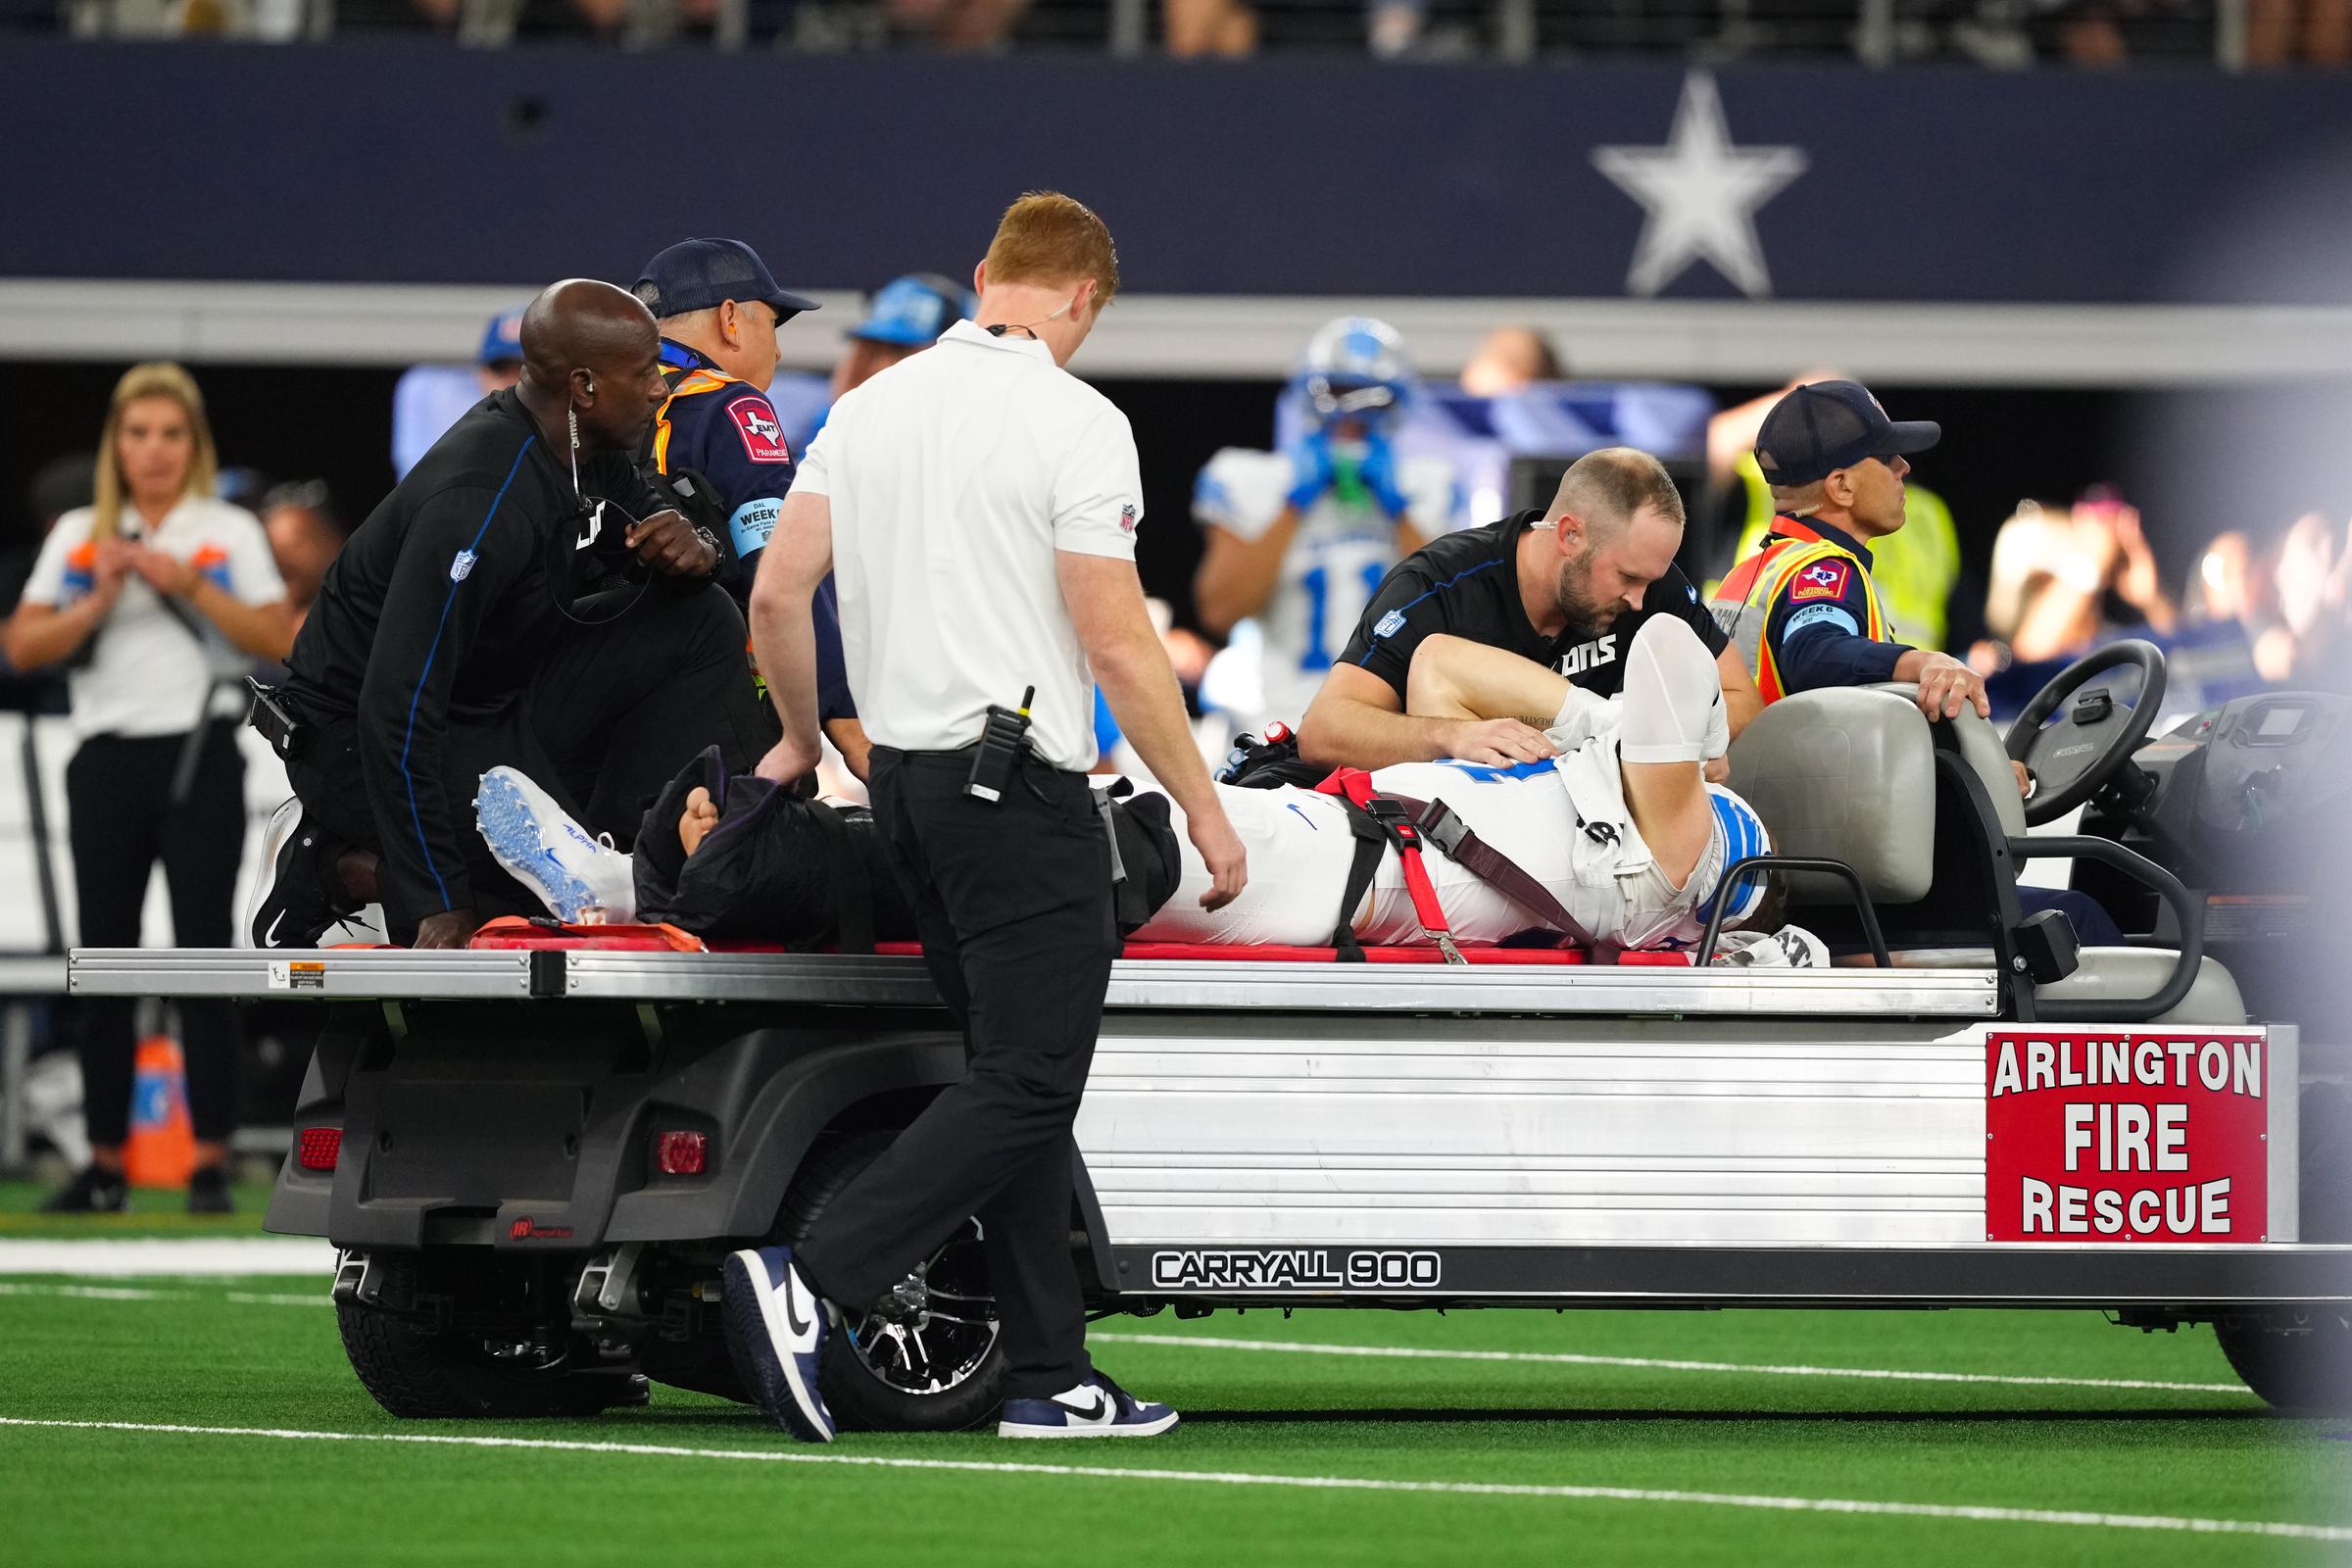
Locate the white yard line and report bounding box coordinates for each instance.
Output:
[0,1417,2338,1542]
[1088,1332,2254,1396]
[0,1276,2251,1395]
[0,1239,334,1277]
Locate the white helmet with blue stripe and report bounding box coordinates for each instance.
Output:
[1296,317,1415,428]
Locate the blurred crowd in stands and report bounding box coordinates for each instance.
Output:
[3,0,2326,67]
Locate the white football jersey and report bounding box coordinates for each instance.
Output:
[1194,447,1457,735]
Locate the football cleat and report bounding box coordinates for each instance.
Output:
[474,767,636,924]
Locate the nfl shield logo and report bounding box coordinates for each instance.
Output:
[1375,610,1406,639]
[449,549,477,583]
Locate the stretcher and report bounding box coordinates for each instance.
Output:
[61,671,2352,1425]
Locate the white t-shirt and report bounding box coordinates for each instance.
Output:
[21,497,286,739]
[1194,446,1456,734]
[795,319,1143,771]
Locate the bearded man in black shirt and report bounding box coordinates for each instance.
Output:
[252,279,771,950]
[1298,446,1761,771]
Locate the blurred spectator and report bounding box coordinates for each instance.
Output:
[886,0,1031,45]
[2261,511,2352,685]
[0,363,293,1215]
[2245,0,2350,63]
[391,305,527,479]
[1166,0,1257,53]
[1457,325,1563,398]
[258,480,349,634]
[1972,490,2180,715]
[829,272,972,408]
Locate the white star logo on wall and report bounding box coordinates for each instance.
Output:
[1592,73,1808,299]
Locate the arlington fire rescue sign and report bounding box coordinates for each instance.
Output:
[1985,1030,2269,1243]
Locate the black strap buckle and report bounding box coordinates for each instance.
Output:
[1414,801,1467,860]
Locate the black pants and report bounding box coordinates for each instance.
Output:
[797,747,1119,1401]
[290,585,773,943]
[67,722,245,1148]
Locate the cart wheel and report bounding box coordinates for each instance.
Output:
[774,1130,1005,1434]
[336,1253,648,1420]
[2214,1309,2352,1414]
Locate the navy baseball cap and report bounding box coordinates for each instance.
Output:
[849,273,972,347]
[477,307,525,367]
[632,238,820,323]
[1754,380,1939,486]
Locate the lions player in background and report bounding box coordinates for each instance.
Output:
[1193,318,1459,740]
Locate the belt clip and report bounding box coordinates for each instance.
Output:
[1434,930,1468,966]
[1416,802,1467,859]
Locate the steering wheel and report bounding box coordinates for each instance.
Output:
[2003,639,2167,826]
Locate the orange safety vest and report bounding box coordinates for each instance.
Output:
[649,367,741,476]
[1704,517,1889,704]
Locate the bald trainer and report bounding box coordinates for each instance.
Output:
[255,278,772,950]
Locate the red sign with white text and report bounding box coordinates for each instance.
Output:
[1984,1030,2268,1243]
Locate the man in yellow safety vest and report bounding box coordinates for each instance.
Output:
[1705,380,1988,724]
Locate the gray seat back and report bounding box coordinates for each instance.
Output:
[1866,683,2027,837]
[1727,688,1936,904]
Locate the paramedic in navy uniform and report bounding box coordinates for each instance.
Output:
[727,192,1248,1444]
[630,237,819,604]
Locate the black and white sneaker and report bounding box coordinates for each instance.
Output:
[999,1371,1180,1439]
[39,1165,126,1213]
[244,797,354,950]
[718,1246,836,1443]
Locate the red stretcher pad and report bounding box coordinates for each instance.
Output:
[465,917,1692,965]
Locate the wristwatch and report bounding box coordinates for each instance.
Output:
[692,525,723,576]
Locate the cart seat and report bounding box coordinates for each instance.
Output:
[1885,946,2247,1025]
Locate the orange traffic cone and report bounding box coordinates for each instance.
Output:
[122,1034,195,1190]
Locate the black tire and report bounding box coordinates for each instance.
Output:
[772,1130,1004,1434]
[2215,1309,2352,1414]
[335,1255,649,1420]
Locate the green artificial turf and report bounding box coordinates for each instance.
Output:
[1,1272,2345,1568]
[0,1179,278,1238]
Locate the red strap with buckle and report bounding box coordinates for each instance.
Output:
[1313,767,1465,963]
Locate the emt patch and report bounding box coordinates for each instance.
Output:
[1788,559,1851,603]
[726,397,792,464]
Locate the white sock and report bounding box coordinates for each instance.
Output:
[1544,685,1616,751]
[1617,614,1725,764]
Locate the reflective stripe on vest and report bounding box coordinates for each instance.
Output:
[1703,535,1887,704]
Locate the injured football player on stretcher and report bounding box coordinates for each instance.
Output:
[473,613,1815,962]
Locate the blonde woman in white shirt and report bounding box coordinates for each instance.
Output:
[2,363,294,1214]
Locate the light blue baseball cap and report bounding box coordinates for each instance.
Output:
[849,273,972,347]
[477,306,526,367]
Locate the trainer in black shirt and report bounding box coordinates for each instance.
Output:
[263,279,770,950]
[1300,446,1760,769]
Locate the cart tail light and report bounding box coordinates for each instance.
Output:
[297,1127,341,1172]
[654,1131,708,1176]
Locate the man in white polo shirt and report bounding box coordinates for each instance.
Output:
[730,192,1247,1444]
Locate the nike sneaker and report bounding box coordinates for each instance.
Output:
[244,797,358,950]
[1709,924,1830,969]
[999,1371,1180,1439]
[39,1165,126,1214]
[719,1246,836,1443]
[473,767,637,925]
